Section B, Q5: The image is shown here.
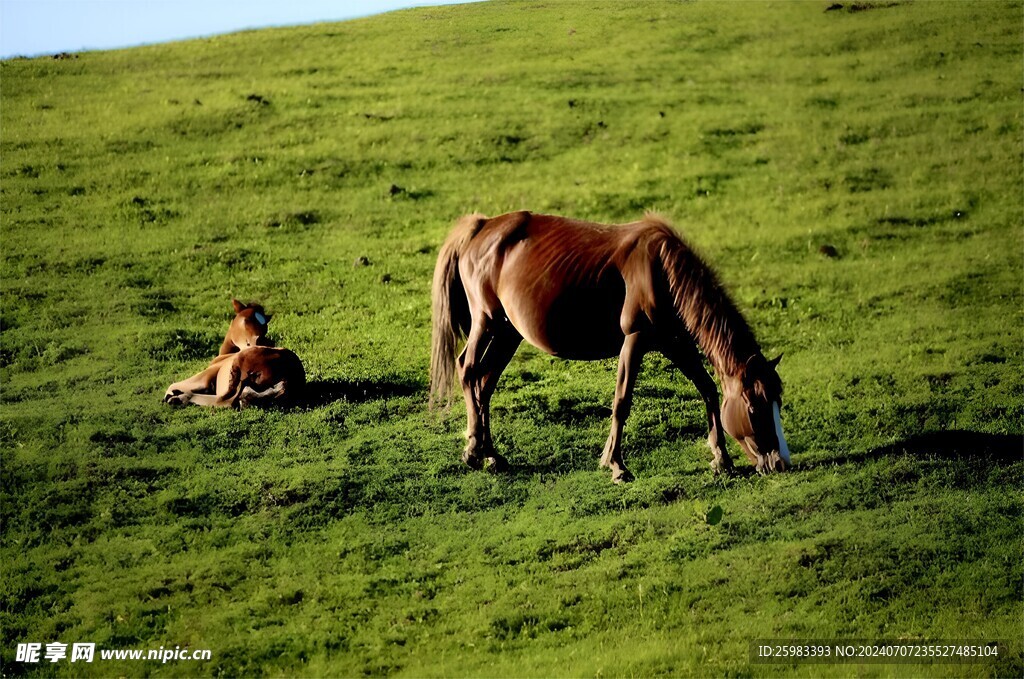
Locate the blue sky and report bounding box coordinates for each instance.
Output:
[0,0,479,59]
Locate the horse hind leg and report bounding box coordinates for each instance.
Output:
[600,332,647,484]
[475,331,521,471]
[459,323,521,473]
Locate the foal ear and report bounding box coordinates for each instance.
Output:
[769,353,783,368]
[232,299,245,313]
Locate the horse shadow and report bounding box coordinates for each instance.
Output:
[600,429,1021,482]
[506,429,1021,480]
[442,428,1024,481]
[799,430,1021,470]
[294,376,423,409]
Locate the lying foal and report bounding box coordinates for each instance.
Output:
[164,299,305,408]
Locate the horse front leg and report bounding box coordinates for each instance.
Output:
[458,324,521,472]
[659,338,733,475]
[600,332,647,484]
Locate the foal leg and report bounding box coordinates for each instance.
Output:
[164,363,222,402]
[659,339,733,475]
[169,364,245,408]
[600,332,646,484]
[237,381,287,409]
[182,392,241,408]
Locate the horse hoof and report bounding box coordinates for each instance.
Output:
[461,450,483,470]
[612,469,634,484]
[710,460,734,477]
[483,454,509,474]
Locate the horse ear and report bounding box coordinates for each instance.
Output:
[232,299,245,313]
[769,353,783,368]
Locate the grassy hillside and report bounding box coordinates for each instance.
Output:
[1,0,1021,676]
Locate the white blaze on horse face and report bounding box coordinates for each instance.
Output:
[772,401,791,463]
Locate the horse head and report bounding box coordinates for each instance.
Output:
[226,299,272,351]
[721,353,790,473]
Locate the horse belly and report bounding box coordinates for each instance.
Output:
[493,223,635,360]
[503,282,626,360]
[547,288,625,359]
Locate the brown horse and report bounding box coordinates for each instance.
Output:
[164,299,305,409]
[430,211,790,482]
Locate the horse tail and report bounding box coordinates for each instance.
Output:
[430,213,485,409]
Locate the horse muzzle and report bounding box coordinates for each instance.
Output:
[758,450,787,474]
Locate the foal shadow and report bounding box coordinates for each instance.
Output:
[799,430,1021,470]
[295,376,423,409]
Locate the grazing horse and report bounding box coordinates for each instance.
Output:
[164,299,305,409]
[430,211,791,482]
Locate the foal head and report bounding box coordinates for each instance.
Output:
[721,353,790,473]
[224,299,272,352]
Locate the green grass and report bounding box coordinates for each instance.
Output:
[2,0,1022,676]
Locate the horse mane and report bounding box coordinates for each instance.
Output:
[648,216,760,377]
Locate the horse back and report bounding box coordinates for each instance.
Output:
[484,211,675,300]
[468,211,674,277]
[463,212,679,357]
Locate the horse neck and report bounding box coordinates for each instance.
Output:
[695,313,759,381]
[660,239,760,380]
